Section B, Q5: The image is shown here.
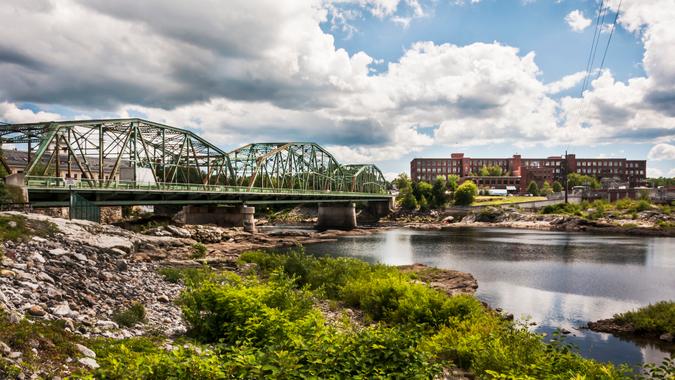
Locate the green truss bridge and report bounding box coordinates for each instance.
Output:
[0,119,393,229]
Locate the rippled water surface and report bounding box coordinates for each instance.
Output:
[302,228,675,367]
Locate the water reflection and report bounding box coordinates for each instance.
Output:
[304,228,675,367]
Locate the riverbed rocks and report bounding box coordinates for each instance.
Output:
[398,264,478,296]
[0,212,188,339]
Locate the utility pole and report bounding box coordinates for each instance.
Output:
[564,149,569,204]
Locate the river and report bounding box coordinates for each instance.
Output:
[301,227,675,368]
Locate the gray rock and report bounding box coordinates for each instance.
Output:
[95,320,118,330]
[52,302,72,317]
[73,253,88,261]
[78,357,100,369]
[7,221,17,228]
[0,341,11,355]
[75,343,96,358]
[48,248,69,256]
[157,295,170,303]
[659,332,673,342]
[38,272,55,284]
[166,225,191,238]
[9,351,22,359]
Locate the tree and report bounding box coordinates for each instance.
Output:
[454,180,477,206]
[527,181,539,196]
[540,181,553,196]
[414,181,433,204]
[401,192,418,210]
[446,175,459,192]
[479,165,503,176]
[567,173,601,189]
[552,181,563,193]
[431,176,448,208]
[394,173,415,209]
[418,195,429,211]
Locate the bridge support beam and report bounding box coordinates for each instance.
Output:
[3,173,28,203]
[317,202,357,230]
[358,199,394,224]
[182,205,256,233]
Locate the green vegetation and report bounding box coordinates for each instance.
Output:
[613,301,675,336]
[4,251,670,378]
[527,180,539,196]
[567,173,601,189]
[0,214,58,242]
[190,242,208,259]
[112,302,147,328]
[471,195,546,206]
[647,177,675,187]
[454,180,478,206]
[540,198,673,225]
[394,173,452,210]
[552,180,563,193]
[540,181,553,196]
[0,311,81,378]
[478,164,504,176]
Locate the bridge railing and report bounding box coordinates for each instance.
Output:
[23,176,390,197]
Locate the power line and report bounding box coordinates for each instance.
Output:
[595,0,622,81]
[580,0,608,96]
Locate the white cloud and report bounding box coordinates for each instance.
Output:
[0,0,674,167]
[647,143,675,160]
[669,168,675,177]
[565,10,592,32]
[0,102,62,123]
[545,71,586,94]
[647,167,663,177]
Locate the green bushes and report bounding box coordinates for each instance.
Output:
[613,301,675,335]
[454,180,478,206]
[190,243,208,259]
[112,302,147,328]
[86,251,634,379]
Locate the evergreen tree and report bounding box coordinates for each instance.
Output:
[552,181,563,193]
[431,176,448,208]
[540,181,553,196]
[527,181,539,196]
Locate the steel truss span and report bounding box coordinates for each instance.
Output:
[0,118,388,196]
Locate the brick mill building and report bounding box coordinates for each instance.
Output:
[410,153,647,193]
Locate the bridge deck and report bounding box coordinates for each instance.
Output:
[25,176,392,207]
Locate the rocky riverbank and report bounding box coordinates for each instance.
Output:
[0,212,481,377]
[388,206,675,237]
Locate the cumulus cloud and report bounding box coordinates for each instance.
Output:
[0,102,62,123]
[647,143,675,161]
[0,0,674,166]
[565,10,592,32]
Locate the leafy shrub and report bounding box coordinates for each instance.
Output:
[180,271,314,344]
[85,251,634,379]
[158,266,212,286]
[541,202,582,215]
[454,180,478,206]
[190,243,207,259]
[613,301,675,335]
[552,181,563,193]
[112,302,147,328]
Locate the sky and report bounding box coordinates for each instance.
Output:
[0,0,674,179]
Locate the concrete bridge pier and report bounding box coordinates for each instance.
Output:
[316,202,357,230]
[359,199,394,223]
[182,205,257,233]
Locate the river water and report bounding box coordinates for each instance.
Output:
[301,227,675,368]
